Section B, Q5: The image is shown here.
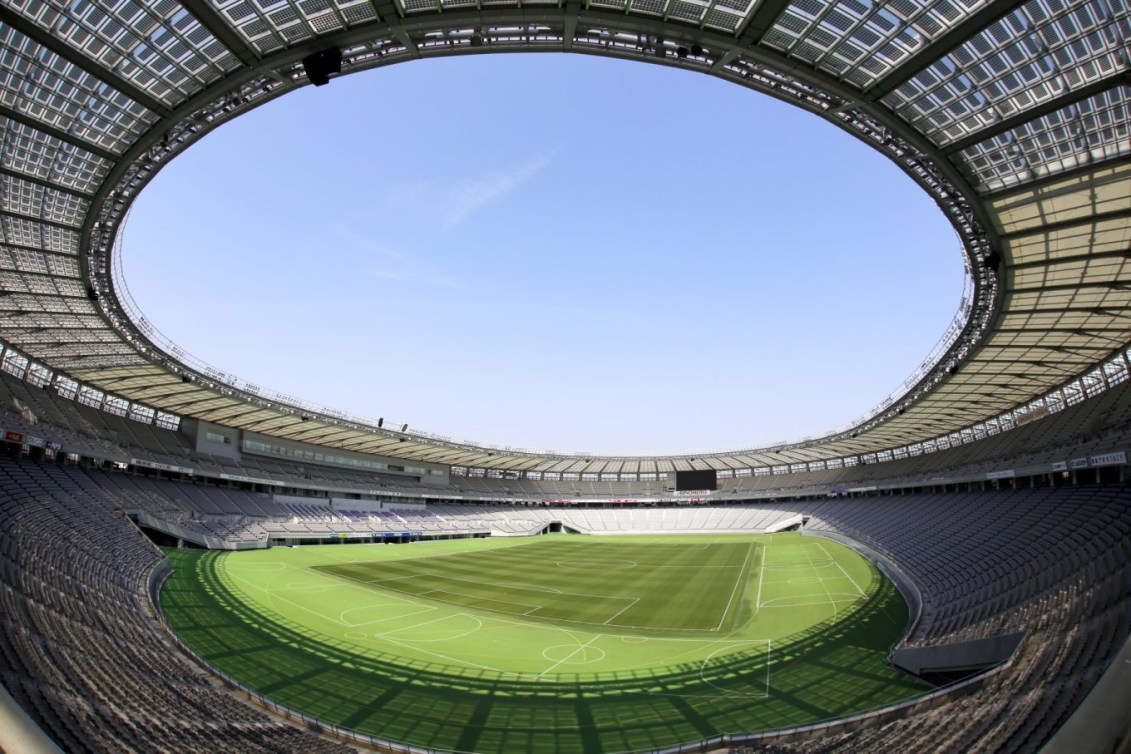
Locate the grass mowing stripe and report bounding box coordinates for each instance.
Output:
[316,539,748,632]
[716,541,757,631]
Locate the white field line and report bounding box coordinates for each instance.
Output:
[379,609,477,637]
[538,634,602,678]
[603,597,641,625]
[260,556,450,620]
[758,596,862,608]
[362,573,421,585]
[696,639,772,699]
[715,542,757,631]
[802,544,838,618]
[371,613,526,676]
[765,639,772,698]
[816,542,867,597]
[754,543,767,612]
[226,570,358,627]
[648,564,744,569]
[340,605,435,628]
[415,589,543,613]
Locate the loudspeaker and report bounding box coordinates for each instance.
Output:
[302,47,342,87]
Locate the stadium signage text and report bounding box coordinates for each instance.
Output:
[130,458,195,475]
[1051,452,1126,471]
[220,472,283,486]
[985,470,1016,480]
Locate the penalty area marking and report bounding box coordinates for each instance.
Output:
[802,544,842,617]
[387,614,485,644]
[759,593,864,608]
[816,542,868,597]
[339,604,436,628]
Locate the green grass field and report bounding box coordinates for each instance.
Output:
[161,534,928,753]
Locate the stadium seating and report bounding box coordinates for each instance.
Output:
[0,456,357,754]
[1,448,1128,753]
[7,366,1131,507]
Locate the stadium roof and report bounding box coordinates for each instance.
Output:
[0,0,1129,474]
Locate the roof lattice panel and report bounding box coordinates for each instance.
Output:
[0,0,1126,472]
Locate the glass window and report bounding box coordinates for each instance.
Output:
[129,405,155,423]
[55,376,78,400]
[103,395,128,417]
[26,363,53,388]
[1,350,28,378]
[77,385,103,409]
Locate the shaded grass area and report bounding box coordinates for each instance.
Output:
[160,535,928,753]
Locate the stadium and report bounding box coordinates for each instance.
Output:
[1,0,1130,752]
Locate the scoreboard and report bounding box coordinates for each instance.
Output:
[675,469,717,491]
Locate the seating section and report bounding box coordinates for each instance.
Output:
[737,487,1131,754]
[0,456,356,754]
[5,367,1131,504]
[2,454,1129,753]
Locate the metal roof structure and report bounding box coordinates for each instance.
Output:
[0,0,1128,475]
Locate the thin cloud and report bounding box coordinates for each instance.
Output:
[332,225,468,290]
[442,155,551,229]
[331,225,409,263]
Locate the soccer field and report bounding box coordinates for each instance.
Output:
[161,534,927,753]
[317,538,757,631]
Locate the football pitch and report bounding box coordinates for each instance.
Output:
[161,534,928,752]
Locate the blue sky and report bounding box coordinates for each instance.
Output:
[122,53,964,456]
